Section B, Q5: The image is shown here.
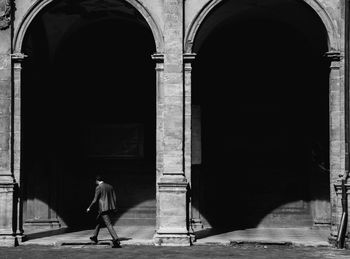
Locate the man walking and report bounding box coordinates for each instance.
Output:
[87,175,121,248]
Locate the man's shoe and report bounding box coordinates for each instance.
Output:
[112,240,122,248]
[90,236,98,244]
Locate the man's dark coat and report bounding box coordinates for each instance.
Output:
[89,182,117,214]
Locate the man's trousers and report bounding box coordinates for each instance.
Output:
[92,211,119,241]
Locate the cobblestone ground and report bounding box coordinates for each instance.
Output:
[1,244,350,259]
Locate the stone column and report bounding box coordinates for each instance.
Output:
[152,53,164,232]
[325,51,347,241]
[153,0,191,246]
[0,0,19,246]
[11,53,26,237]
[184,54,195,184]
[183,53,202,233]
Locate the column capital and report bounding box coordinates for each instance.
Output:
[159,175,188,184]
[152,53,164,63]
[334,184,350,195]
[183,53,196,63]
[10,53,27,63]
[324,51,342,69]
[334,179,350,195]
[324,51,343,62]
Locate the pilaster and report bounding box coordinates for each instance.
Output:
[11,53,26,237]
[183,53,196,183]
[325,50,347,242]
[152,53,165,232]
[183,53,202,234]
[10,53,25,187]
[153,0,191,246]
[0,1,20,245]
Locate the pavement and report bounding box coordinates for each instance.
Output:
[21,226,155,246]
[194,227,331,247]
[1,243,350,259]
[0,227,349,259]
[20,226,331,247]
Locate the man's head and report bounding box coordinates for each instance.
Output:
[95,175,104,185]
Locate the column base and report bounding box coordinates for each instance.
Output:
[328,233,350,249]
[153,232,191,246]
[24,219,61,228]
[191,218,204,231]
[188,228,197,243]
[0,235,19,247]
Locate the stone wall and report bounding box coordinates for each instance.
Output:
[0,0,18,246]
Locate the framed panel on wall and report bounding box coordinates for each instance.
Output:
[86,123,144,159]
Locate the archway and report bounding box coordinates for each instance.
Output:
[190,0,331,231]
[20,0,157,232]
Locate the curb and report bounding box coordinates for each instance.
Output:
[194,240,332,247]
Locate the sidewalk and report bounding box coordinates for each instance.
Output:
[2,243,350,259]
[194,227,330,247]
[21,226,155,246]
[20,226,331,247]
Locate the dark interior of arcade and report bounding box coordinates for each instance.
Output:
[191,2,330,230]
[21,1,156,229]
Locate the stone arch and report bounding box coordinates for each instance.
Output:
[13,0,164,53]
[184,0,338,53]
[15,0,160,231]
[186,0,343,233]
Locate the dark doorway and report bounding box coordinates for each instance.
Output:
[21,2,156,231]
[192,17,330,230]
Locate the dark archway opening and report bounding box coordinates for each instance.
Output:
[192,4,330,231]
[21,1,156,231]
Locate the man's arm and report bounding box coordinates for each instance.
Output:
[86,186,101,212]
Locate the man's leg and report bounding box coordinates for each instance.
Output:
[92,221,101,238]
[90,217,102,243]
[101,213,119,241]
